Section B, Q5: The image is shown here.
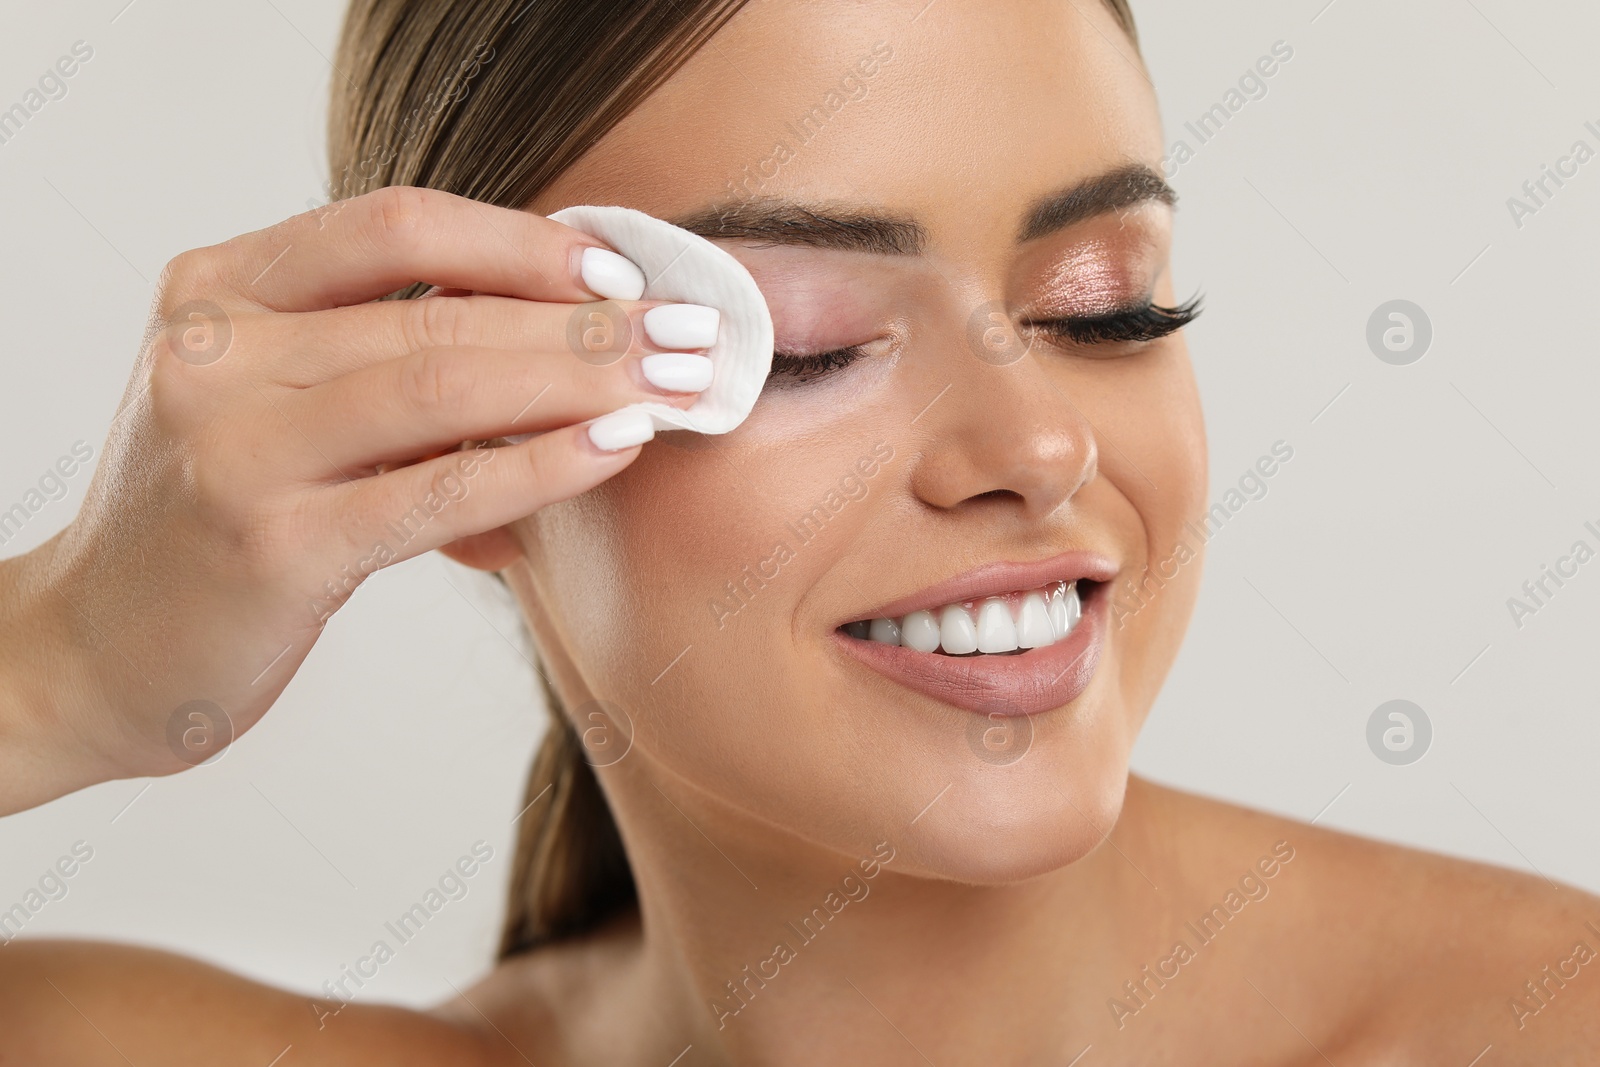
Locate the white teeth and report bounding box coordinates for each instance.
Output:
[900,610,941,653]
[1017,592,1054,649]
[1054,583,1080,637]
[975,598,1019,653]
[1048,585,1068,638]
[938,604,979,655]
[850,580,1086,656]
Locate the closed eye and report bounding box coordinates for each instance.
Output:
[1027,293,1202,347]
[765,293,1202,384]
[766,345,865,384]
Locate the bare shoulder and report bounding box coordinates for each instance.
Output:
[1134,779,1600,1062]
[0,938,497,1066]
[435,910,647,1066]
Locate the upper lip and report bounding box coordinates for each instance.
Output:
[841,550,1119,624]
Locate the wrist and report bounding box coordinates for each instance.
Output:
[0,536,121,813]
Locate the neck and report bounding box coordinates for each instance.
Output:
[602,766,1173,1065]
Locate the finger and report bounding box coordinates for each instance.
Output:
[172,186,645,313]
[320,422,648,565]
[279,345,705,474]
[268,293,716,385]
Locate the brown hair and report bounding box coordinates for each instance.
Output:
[327,0,1141,959]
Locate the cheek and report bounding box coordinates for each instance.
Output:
[1138,350,1208,533]
[530,413,900,771]
[1082,344,1207,545]
[1081,343,1207,722]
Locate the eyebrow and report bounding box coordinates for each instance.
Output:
[665,162,1175,255]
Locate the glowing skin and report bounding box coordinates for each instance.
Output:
[427,1,1600,1063]
[509,8,1205,887]
[447,4,1213,1052]
[7,1,1596,1063]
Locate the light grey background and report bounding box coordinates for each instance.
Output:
[2,0,1596,1006]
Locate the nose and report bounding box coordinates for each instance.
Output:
[908,342,1098,523]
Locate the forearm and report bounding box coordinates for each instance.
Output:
[0,537,119,816]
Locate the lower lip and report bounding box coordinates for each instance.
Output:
[829,584,1107,718]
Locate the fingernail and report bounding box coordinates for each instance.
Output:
[643,303,720,350]
[587,408,656,451]
[580,247,646,301]
[640,352,714,393]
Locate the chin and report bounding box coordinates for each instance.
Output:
[876,740,1135,886]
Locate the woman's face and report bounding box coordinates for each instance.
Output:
[516,0,1207,882]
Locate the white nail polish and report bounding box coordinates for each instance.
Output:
[643,303,720,350]
[640,352,714,393]
[581,247,646,301]
[587,408,656,451]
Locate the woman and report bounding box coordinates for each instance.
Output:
[2,0,1596,1062]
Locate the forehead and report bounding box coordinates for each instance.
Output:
[531,0,1164,248]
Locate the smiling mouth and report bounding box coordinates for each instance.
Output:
[837,580,1099,656]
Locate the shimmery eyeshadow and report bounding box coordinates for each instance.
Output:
[1032,234,1159,318]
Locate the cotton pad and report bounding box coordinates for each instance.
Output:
[549,204,774,436]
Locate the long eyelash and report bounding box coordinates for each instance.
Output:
[767,293,1204,382]
[1032,293,1203,345]
[768,346,866,382]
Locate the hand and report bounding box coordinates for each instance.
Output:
[0,186,716,815]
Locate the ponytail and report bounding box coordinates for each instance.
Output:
[498,668,634,956]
